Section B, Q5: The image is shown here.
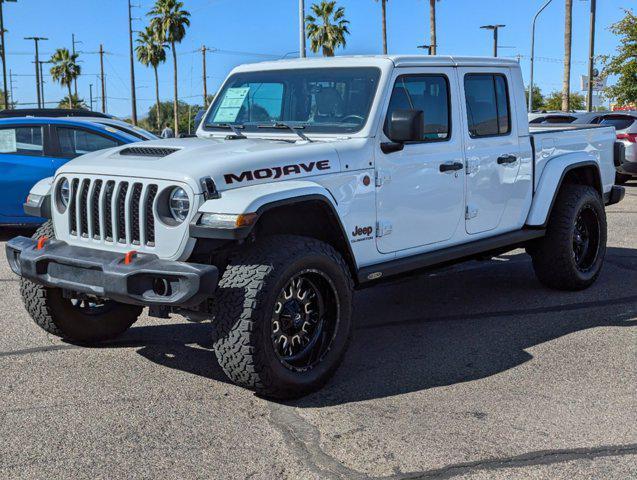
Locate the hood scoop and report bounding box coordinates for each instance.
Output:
[119,146,179,157]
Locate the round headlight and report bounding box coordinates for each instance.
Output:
[59,178,70,209]
[169,187,190,222]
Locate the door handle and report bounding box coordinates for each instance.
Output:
[439,161,464,173]
[497,154,517,165]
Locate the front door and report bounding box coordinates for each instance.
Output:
[375,68,465,254]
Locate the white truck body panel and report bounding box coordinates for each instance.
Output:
[40,56,618,271]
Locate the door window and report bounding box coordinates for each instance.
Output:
[384,75,450,141]
[464,74,511,137]
[0,126,44,155]
[56,127,119,158]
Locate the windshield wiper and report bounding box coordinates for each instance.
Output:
[257,122,313,142]
[208,123,247,139]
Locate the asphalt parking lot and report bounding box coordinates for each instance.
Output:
[1,184,636,480]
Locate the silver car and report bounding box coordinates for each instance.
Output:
[573,111,637,184]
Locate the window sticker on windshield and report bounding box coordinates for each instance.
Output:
[0,129,17,153]
[213,87,250,123]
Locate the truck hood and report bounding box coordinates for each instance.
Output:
[56,137,343,193]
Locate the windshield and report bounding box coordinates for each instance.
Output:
[204,67,381,135]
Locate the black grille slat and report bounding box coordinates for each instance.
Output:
[79,180,90,237]
[91,180,103,239]
[145,185,158,246]
[130,183,142,245]
[103,181,115,242]
[119,146,178,157]
[117,183,129,243]
[69,178,79,235]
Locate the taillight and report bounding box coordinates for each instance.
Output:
[617,133,637,143]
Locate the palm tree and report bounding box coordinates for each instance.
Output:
[58,94,86,109]
[305,1,350,57]
[136,26,167,131]
[562,0,573,111]
[49,48,81,110]
[428,0,440,55]
[375,0,388,55]
[148,0,190,135]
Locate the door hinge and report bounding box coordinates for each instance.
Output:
[375,170,391,187]
[376,221,393,237]
[465,205,478,220]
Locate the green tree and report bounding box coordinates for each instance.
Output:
[305,1,350,57]
[375,0,388,55]
[58,94,86,109]
[141,100,202,135]
[602,9,637,107]
[49,48,81,109]
[149,0,191,136]
[525,85,545,111]
[544,90,585,111]
[136,26,167,131]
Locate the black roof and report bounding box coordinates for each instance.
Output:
[0,108,114,119]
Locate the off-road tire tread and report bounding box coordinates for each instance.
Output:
[531,184,606,290]
[212,235,353,398]
[19,221,63,336]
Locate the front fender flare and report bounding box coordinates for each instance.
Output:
[526,154,601,227]
[191,180,340,240]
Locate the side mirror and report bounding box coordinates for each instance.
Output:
[387,109,424,143]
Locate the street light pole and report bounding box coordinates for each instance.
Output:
[480,24,505,57]
[128,0,138,124]
[586,0,596,112]
[528,0,553,112]
[24,36,47,108]
[0,0,17,109]
[299,0,306,58]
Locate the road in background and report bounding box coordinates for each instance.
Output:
[0,184,636,479]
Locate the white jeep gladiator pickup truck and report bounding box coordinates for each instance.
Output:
[7,56,626,398]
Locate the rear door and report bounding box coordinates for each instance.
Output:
[0,124,57,220]
[457,68,525,234]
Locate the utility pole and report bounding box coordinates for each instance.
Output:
[71,34,82,97]
[586,0,596,112]
[562,0,573,111]
[38,60,44,105]
[417,44,433,55]
[9,67,13,105]
[127,0,138,124]
[24,36,47,108]
[0,0,17,109]
[201,45,208,106]
[480,24,505,57]
[99,44,106,113]
[89,83,93,111]
[299,0,306,58]
[528,0,553,112]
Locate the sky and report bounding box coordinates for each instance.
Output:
[2,0,630,118]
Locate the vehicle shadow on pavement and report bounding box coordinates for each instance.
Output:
[0,227,36,242]
[70,247,637,404]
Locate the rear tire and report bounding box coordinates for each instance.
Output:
[530,184,606,291]
[212,235,353,399]
[20,221,142,343]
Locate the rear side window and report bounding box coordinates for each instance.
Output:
[56,127,120,158]
[597,115,635,131]
[0,126,43,155]
[384,75,451,141]
[464,74,511,137]
[544,116,576,124]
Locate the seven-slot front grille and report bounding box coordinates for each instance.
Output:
[67,177,159,247]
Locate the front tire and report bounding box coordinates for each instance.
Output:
[20,221,142,343]
[530,184,607,290]
[212,235,353,399]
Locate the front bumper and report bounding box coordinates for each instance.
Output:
[6,237,218,307]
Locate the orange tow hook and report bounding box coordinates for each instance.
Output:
[124,250,138,265]
[36,236,49,250]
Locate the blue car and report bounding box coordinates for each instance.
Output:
[0,117,140,225]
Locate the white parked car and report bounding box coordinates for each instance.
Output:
[8,56,626,398]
